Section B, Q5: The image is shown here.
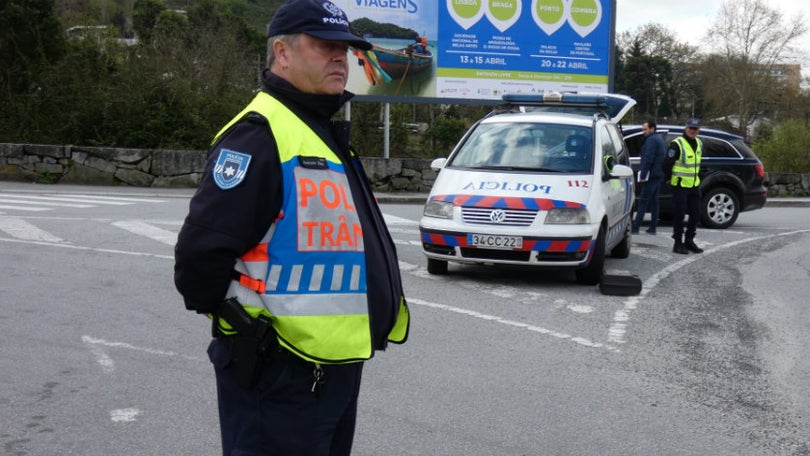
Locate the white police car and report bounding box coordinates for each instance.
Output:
[419,93,637,284]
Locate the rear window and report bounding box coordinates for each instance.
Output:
[698,137,741,158]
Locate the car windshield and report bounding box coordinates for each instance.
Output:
[448,122,593,173]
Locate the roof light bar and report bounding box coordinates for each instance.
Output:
[502,92,608,107]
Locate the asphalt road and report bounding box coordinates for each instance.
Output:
[1,183,809,455]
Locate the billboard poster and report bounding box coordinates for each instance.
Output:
[340,0,613,103]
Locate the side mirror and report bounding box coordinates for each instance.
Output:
[610,164,634,179]
[430,157,447,171]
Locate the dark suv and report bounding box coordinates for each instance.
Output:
[623,125,767,229]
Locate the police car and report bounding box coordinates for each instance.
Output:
[419,92,637,284]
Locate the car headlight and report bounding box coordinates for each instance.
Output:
[545,207,590,224]
[423,200,454,219]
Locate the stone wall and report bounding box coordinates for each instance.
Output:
[0,143,437,192]
[765,172,810,197]
[1,142,808,196]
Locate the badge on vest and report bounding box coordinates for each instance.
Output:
[213,149,251,190]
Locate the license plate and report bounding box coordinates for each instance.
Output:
[467,234,523,249]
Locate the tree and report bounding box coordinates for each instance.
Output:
[132,0,163,44]
[703,0,806,135]
[615,23,699,121]
[0,0,66,139]
[615,41,673,120]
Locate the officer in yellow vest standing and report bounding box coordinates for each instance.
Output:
[665,117,705,255]
[173,1,409,454]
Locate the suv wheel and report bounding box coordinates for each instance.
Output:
[576,225,605,285]
[701,187,740,229]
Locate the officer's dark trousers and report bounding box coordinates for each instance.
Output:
[671,186,701,241]
[208,338,364,456]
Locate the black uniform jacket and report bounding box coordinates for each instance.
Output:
[174,70,404,350]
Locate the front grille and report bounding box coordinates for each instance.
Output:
[461,207,537,226]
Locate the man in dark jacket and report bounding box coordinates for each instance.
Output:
[631,120,666,234]
[173,1,409,454]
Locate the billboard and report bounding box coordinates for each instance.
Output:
[340,0,615,104]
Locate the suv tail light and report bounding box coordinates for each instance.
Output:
[754,164,765,178]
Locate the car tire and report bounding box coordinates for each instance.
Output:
[427,258,448,275]
[610,214,632,259]
[576,225,605,285]
[701,187,740,229]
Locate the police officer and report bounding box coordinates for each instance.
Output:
[173,1,409,454]
[665,118,704,254]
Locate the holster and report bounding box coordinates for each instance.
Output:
[215,297,279,389]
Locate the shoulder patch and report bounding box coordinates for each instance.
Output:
[213,149,252,190]
[667,149,677,158]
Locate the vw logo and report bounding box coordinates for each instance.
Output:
[490,209,506,223]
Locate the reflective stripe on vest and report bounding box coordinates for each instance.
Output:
[214,92,378,363]
[670,136,702,188]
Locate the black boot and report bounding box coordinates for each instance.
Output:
[673,239,689,255]
[684,239,704,253]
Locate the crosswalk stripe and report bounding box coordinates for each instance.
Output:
[0,205,51,212]
[0,198,94,208]
[0,192,166,203]
[383,213,420,225]
[111,220,177,245]
[0,217,64,242]
[0,194,134,205]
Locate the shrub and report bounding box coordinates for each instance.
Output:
[753,120,810,173]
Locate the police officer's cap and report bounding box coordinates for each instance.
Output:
[267,0,372,50]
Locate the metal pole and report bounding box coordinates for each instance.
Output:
[384,102,390,159]
[345,101,350,121]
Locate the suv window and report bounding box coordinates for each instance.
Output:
[696,137,742,158]
[624,132,645,158]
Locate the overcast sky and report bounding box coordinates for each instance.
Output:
[614,0,810,74]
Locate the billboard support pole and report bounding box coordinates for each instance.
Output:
[384,102,390,159]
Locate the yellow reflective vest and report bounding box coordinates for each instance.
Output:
[213,91,409,364]
[670,136,702,188]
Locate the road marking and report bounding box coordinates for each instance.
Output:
[0,217,64,242]
[383,213,420,225]
[0,205,50,212]
[0,198,94,208]
[0,237,174,259]
[408,297,618,352]
[110,408,141,423]
[112,220,178,245]
[567,304,595,314]
[0,192,166,203]
[82,335,201,374]
[608,230,810,345]
[0,194,134,205]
